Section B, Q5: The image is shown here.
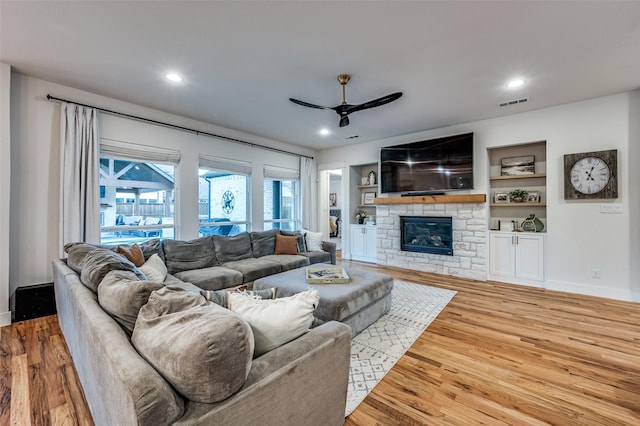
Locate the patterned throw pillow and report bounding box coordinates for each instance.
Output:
[200,287,276,308]
[274,234,299,255]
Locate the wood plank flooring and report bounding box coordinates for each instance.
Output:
[1,261,639,425]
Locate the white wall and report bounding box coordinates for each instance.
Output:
[7,73,316,308]
[0,63,11,325]
[318,92,639,302]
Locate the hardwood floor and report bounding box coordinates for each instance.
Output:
[1,262,639,425]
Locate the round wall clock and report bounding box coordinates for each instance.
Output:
[563,149,617,199]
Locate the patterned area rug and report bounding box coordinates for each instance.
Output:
[346,280,457,416]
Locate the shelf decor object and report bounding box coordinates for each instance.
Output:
[564,149,618,199]
[509,189,529,202]
[306,268,350,284]
[501,155,535,176]
[521,214,545,232]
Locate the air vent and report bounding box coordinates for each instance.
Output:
[345,135,359,139]
[498,97,529,108]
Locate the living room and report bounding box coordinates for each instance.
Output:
[1,1,640,425]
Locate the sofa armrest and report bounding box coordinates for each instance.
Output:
[322,240,337,264]
[175,321,352,426]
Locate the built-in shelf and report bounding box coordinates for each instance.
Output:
[374,194,486,205]
[490,173,546,181]
[490,202,546,207]
[357,204,377,208]
[357,184,378,189]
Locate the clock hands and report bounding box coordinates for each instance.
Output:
[585,166,595,181]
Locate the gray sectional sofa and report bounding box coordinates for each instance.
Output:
[52,230,350,426]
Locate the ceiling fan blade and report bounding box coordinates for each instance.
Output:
[339,115,350,127]
[289,98,332,110]
[348,92,403,113]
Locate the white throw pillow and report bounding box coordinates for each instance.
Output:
[228,289,320,357]
[139,253,167,282]
[304,230,324,252]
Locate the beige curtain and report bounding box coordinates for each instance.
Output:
[300,157,317,230]
[59,102,100,251]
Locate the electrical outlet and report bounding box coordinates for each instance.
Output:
[592,268,601,279]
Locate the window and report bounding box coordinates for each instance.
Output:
[198,156,251,236]
[263,165,299,231]
[99,158,175,244]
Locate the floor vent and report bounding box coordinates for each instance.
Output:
[498,97,529,108]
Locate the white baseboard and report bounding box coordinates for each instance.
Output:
[0,311,11,327]
[545,279,634,302]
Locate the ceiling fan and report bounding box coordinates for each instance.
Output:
[289,74,402,127]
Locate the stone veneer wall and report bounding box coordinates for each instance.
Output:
[376,202,487,281]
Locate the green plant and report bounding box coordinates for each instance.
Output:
[355,210,367,220]
[509,189,528,199]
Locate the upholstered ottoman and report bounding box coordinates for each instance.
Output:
[253,264,394,336]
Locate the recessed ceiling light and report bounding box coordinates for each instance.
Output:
[166,73,183,82]
[506,78,525,88]
[319,128,330,136]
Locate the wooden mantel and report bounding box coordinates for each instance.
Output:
[374,193,486,205]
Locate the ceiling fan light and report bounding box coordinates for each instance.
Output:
[319,128,330,136]
[166,73,183,82]
[506,78,525,88]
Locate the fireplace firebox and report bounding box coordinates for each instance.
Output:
[400,216,453,256]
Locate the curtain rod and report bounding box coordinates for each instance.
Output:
[46,94,314,160]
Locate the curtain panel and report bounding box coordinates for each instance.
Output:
[59,103,100,251]
[300,157,317,230]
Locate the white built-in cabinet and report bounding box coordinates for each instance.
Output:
[350,224,377,263]
[489,231,545,285]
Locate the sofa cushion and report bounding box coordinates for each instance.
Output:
[174,266,243,291]
[279,230,307,253]
[249,229,277,257]
[304,230,324,252]
[138,238,164,262]
[80,248,147,293]
[213,232,253,262]
[162,236,217,274]
[228,289,319,357]
[299,250,332,265]
[138,254,167,283]
[221,258,282,283]
[97,270,164,334]
[116,244,145,267]
[274,234,299,255]
[259,254,310,271]
[201,287,276,308]
[132,286,254,403]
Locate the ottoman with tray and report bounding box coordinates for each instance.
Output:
[253,263,394,336]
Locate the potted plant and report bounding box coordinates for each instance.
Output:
[355,210,367,224]
[509,189,528,202]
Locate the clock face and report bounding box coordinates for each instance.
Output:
[569,157,610,194]
[563,149,617,199]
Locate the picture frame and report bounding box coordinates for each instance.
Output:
[494,192,509,203]
[501,155,535,176]
[527,191,540,203]
[361,177,369,185]
[329,192,337,207]
[363,192,376,204]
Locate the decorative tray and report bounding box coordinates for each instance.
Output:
[306,268,350,284]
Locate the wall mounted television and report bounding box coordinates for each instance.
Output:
[380,132,474,195]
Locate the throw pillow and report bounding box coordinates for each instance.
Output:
[304,230,324,252]
[116,244,145,267]
[80,248,147,293]
[200,287,276,308]
[228,289,319,357]
[97,270,164,334]
[274,234,299,255]
[132,286,254,403]
[139,254,168,283]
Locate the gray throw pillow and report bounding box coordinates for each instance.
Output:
[213,232,252,262]
[132,286,254,403]
[162,236,217,274]
[65,242,114,274]
[280,230,307,253]
[200,287,276,308]
[97,270,164,334]
[249,229,277,257]
[80,248,147,293]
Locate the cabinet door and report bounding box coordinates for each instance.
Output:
[350,225,365,257]
[515,234,544,282]
[364,227,377,258]
[489,233,516,277]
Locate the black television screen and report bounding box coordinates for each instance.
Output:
[380,132,473,194]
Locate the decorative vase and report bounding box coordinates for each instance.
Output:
[513,197,523,203]
[357,218,365,224]
[521,214,544,232]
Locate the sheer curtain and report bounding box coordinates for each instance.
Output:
[59,102,100,251]
[300,156,317,230]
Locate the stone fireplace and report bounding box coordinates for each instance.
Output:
[376,197,487,281]
[400,216,453,256]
